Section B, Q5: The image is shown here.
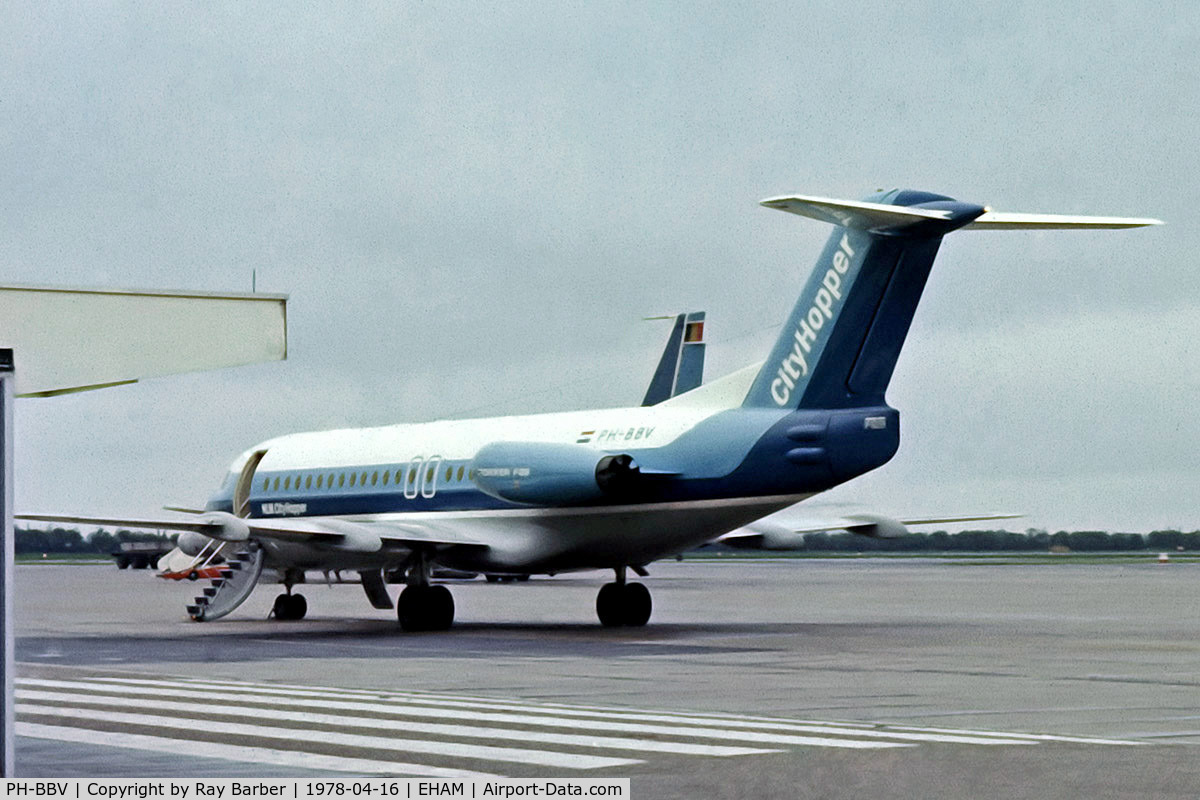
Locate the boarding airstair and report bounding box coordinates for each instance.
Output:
[186,542,265,621]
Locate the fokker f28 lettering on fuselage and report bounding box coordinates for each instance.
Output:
[20,191,1160,631]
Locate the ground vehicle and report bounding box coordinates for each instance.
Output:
[112,541,172,570]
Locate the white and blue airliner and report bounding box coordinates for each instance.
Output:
[23,191,1160,630]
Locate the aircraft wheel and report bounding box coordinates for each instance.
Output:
[622,582,652,627]
[397,585,455,632]
[596,583,624,627]
[427,585,455,631]
[273,593,307,621]
[397,585,422,630]
[596,582,652,627]
[116,556,130,570]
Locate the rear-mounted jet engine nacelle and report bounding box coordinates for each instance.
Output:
[471,442,643,506]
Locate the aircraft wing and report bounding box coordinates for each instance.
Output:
[16,512,489,554]
[895,513,1024,527]
[717,511,1022,549]
[17,513,233,536]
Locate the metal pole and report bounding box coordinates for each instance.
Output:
[0,348,14,776]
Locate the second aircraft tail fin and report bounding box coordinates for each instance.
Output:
[642,311,705,406]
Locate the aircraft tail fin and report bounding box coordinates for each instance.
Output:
[743,191,1161,410]
[642,311,705,406]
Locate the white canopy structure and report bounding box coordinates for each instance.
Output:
[0,285,288,397]
[0,283,288,776]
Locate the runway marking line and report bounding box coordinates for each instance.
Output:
[16,722,499,778]
[14,673,1146,779]
[17,703,639,770]
[155,675,1148,745]
[16,687,779,758]
[59,676,1129,747]
[17,679,919,750]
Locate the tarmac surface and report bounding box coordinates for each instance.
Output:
[12,557,1200,798]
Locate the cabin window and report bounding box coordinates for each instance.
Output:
[262,478,269,492]
[457,466,465,482]
[445,467,452,482]
[305,475,312,489]
[371,471,379,486]
[316,474,323,489]
[382,471,390,485]
[273,477,280,491]
[284,476,291,490]
[349,473,357,487]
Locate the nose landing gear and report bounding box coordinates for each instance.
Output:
[272,592,308,621]
[272,569,307,620]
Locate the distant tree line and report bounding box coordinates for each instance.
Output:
[726,528,1200,553]
[14,527,175,555]
[16,526,1200,556]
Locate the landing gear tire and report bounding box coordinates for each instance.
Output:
[397,585,455,632]
[272,593,307,621]
[622,582,652,627]
[596,582,652,627]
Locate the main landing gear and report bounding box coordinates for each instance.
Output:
[272,569,308,621]
[396,551,455,632]
[596,567,652,627]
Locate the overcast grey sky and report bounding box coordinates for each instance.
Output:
[3,1,1197,532]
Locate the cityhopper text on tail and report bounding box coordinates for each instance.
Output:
[21,190,1161,630]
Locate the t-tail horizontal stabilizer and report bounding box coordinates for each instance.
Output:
[746,190,1161,411]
